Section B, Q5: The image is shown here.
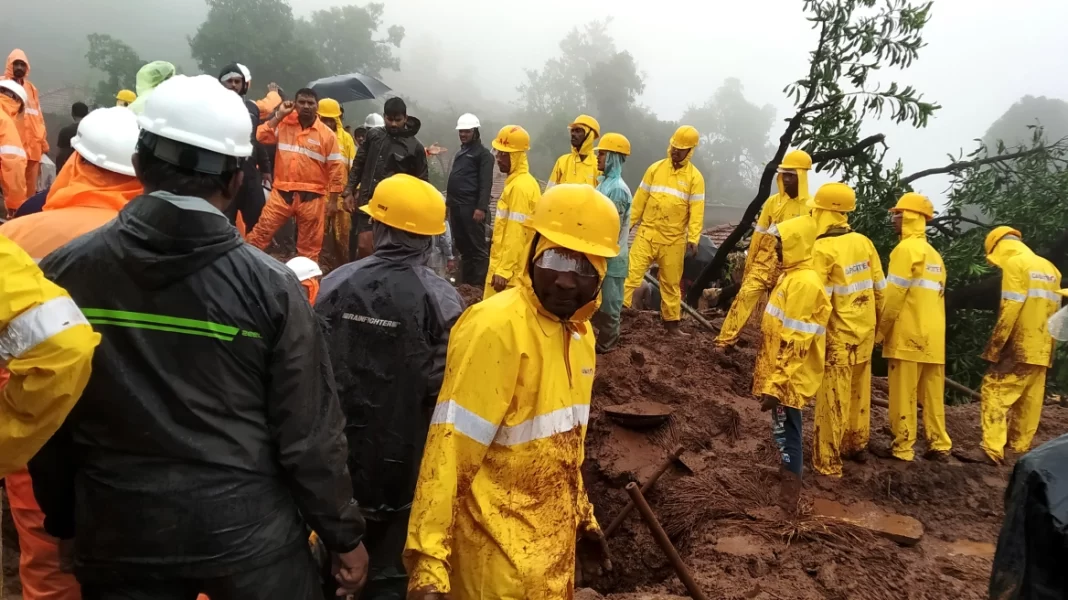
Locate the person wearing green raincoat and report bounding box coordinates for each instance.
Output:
[127,61,176,115]
[591,133,633,352]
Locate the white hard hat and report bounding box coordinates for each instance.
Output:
[286,256,323,281]
[137,75,252,172]
[236,63,251,82]
[364,113,385,128]
[0,80,27,106]
[71,107,140,177]
[456,113,480,130]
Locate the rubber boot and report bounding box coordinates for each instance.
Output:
[664,320,690,337]
[779,468,802,515]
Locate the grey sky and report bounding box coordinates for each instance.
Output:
[3,0,1066,202]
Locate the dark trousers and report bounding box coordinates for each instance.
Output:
[80,547,323,600]
[448,205,489,286]
[772,405,804,477]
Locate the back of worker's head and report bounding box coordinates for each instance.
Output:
[134,75,252,205]
[71,102,89,119]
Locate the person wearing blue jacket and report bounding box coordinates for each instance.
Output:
[592,133,633,352]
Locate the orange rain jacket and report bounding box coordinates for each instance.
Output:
[257,113,345,196]
[0,94,27,211]
[4,50,48,162]
[255,91,283,121]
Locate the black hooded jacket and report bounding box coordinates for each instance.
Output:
[446,129,493,211]
[346,117,429,205]
[315,223,464,517]
[31,192,364,580]
[218,63,271,228]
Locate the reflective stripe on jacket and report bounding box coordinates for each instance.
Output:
[258,114,345,195]
[879,211,946,364]
[630,149,706,246]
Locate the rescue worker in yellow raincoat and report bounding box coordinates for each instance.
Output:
[876,193,952,462]
[485,125,541,299]
[809,183,886,477]
[404,184,618,600]
[546,114,600,188]
[622,125,706,335]
[752,215,831,510]
[0,234,99,477]
[318,98,356,265]
[717,150,812,346]
[968,227,1063,465]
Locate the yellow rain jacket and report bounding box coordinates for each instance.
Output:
[810,208,885,476]
[622,146,707,321]
[879,211,946,364]
[716,167,810,346]
[405,237,604,600]
[982,238,1062,368]
[752,216,831,408]
[324,116,356,263]
[484,150,541,299]
[812,209,885,365]
[547,125,599,188]
[978,237,1063,463]
[0,234,99,477]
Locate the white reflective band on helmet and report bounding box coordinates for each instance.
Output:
[535,248,598,277]
[277,143,326,163]
[0,144,26,157]
[765,303,826,335]
[0,296,89,361]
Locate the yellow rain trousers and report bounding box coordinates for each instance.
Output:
[324,119,356,266]
[622,147,706,321]
[717,170,811,346]
[547,125,599,188]
[405,237,605,600]
[484,150,541,299]
[810,209,885,477]
[979,238,1063,463]
[752,216,831,408]
[879,211,951,461]
[0,234,99,477]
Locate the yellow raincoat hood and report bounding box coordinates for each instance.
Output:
[776,166,810,199]
[987,237,1031,269]
[508,149,531,178]
[574,125,596,159]
[899,210,928,241]
[776,216,817,271]
[811,207,850,236]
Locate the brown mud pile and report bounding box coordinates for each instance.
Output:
[584,309,1068,600]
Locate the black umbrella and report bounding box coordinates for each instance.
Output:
[307,72,391,103]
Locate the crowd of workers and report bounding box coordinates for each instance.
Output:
[0,47,1064,600]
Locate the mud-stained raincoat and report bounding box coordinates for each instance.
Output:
[547,125,599,188]
[127,61,176,115]
[4,49,47,191]
[0,93,27,211]
[810,208,885,476]
[405,235,604,600]
[752,216,831,408]
[979,236,1063,463]
[879,210,952,461]
[622,145,706,321]
[484,149,540,299]
[717,160,811,346]
[0,234,98,477]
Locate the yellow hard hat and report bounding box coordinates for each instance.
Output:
[116,89,136,103]
[570,114,601,138]
[527,184,620,258]
[780,149,812,171]
[670,125,700,150]
[593,132,631,156]
[491,125,530,153]
[318,98,342,119]
[984,226,1022,256]
[808,182,856,213]
[359,174,446,236]
[890,192,935,221]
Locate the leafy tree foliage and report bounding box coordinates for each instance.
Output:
[301,4,404,77]
[86,34,143,107]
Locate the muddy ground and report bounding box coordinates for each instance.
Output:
[582,309,1068,600]
[4,298,1067,600]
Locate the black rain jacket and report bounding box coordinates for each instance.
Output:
[315,222,464,518]
[445,129,493,211]
[31,191,364,581]
[345,117,428,206]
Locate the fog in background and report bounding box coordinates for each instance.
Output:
[2,0,1066,204]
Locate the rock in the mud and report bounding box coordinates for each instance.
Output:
[748,557,770,578]
[812,498,924,546]
[816,562,839,589]
[575,588,603,600]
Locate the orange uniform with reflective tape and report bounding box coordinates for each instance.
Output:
[0,94,27,212]
[256,114,345,196]
[5,49,48,196]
